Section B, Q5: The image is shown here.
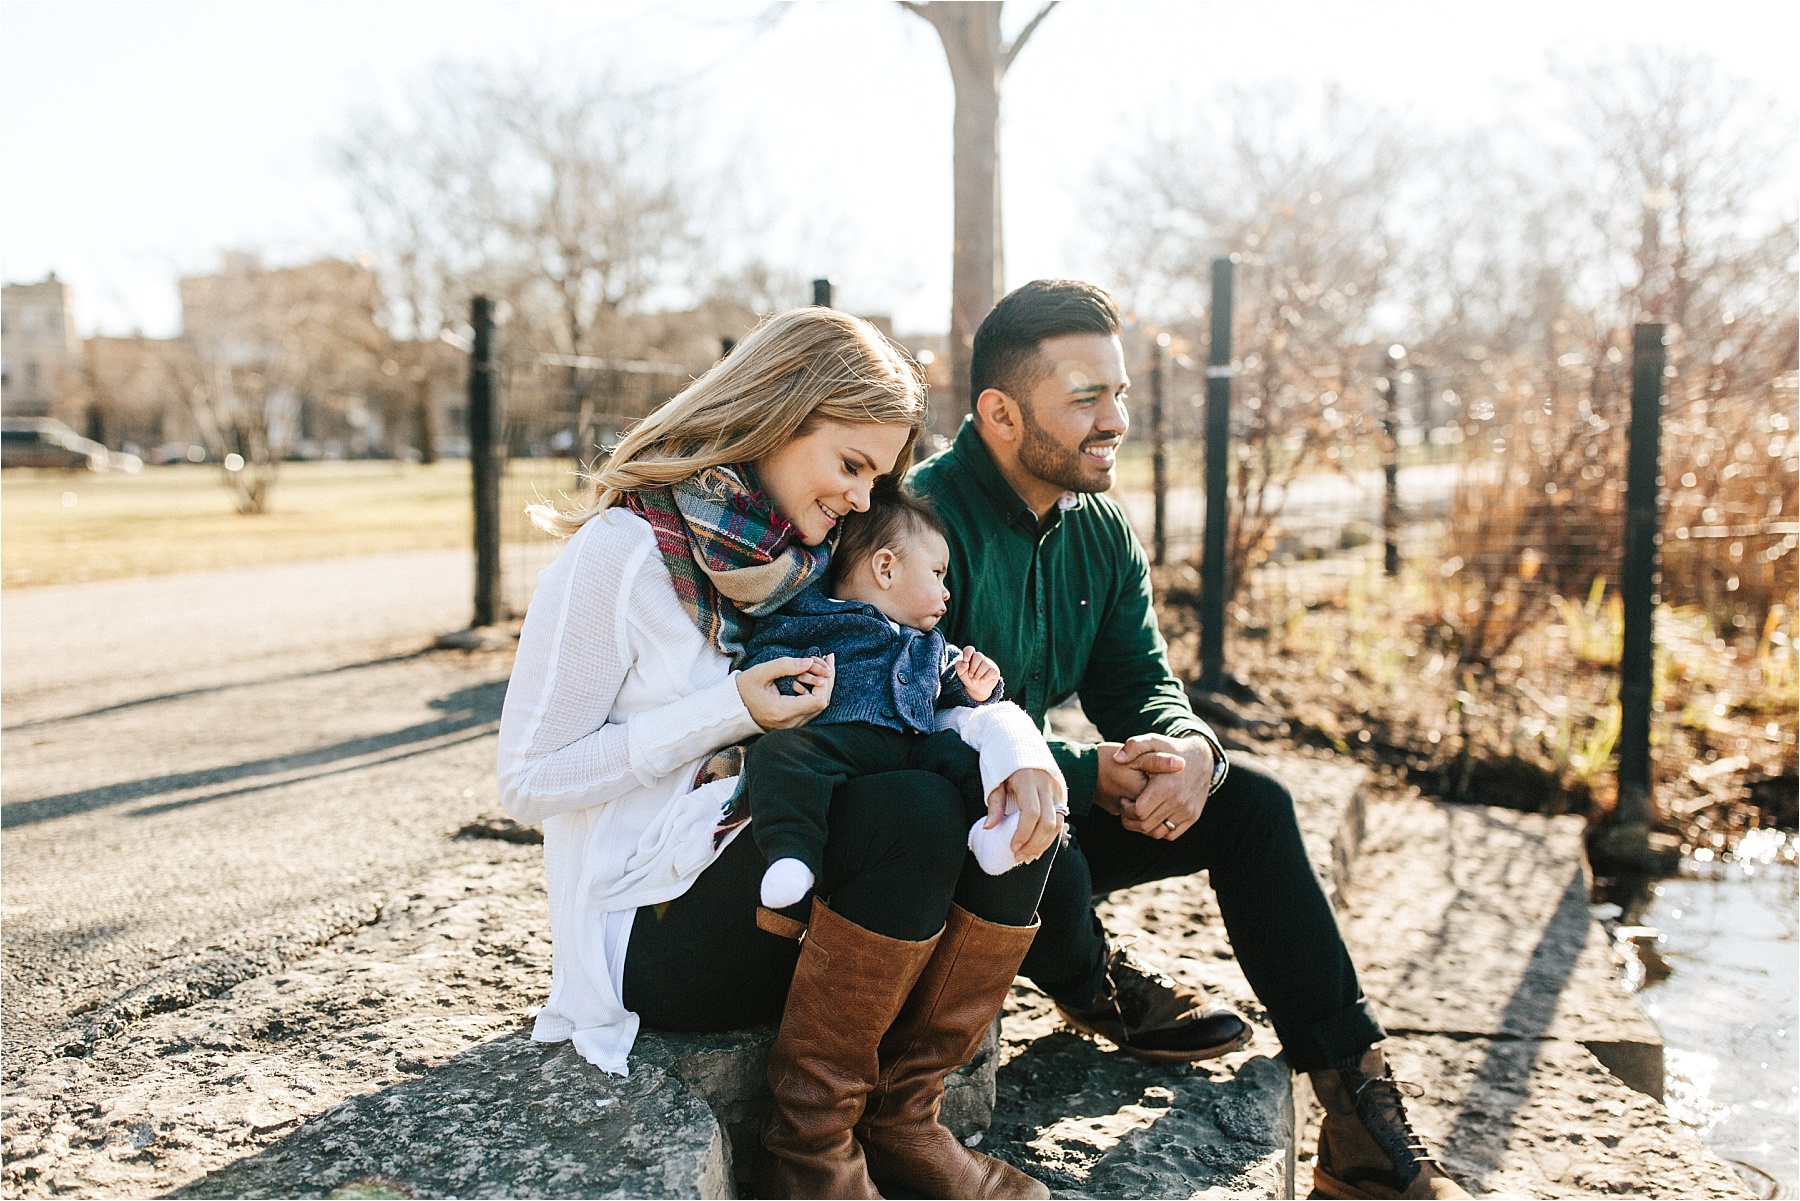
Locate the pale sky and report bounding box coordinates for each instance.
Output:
[3,0,1796,338]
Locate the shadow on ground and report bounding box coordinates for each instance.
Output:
[987,1023,1292,1199]
[2,681,504,829]
[169,1029,729,1201]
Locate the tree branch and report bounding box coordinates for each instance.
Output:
[1001,2,1057,73]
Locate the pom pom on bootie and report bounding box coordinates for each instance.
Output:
[760,857,816,909]
[967,810,1023,875]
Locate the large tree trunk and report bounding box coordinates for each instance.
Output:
[907,2,1054,420]
[936,3,1004,415]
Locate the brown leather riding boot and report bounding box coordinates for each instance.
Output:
[755,898,941,1200]
[1309,1048,1470,1200]
[856,905,1051,1200]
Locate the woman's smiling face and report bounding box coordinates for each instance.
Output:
[752,420,913,545]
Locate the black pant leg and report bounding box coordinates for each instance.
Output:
[1018,825,1112,1003]
[623,768,972,1031]
[1025,758,1385,1072]
[622,823,800,1031]
[910,728,1063,927]
[744,724,904,876]
[906,728,991,824]
[818,768,970,941]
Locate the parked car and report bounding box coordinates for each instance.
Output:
[0,418,141,471]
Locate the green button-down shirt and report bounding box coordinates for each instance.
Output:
[910,418,1220,815]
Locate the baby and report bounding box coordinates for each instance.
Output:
[737,489,1050,909]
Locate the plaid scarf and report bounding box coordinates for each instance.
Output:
[623,463,829,662]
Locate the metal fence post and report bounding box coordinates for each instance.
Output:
[1615,322,1667,844]
[813,279,833,308]
[1198,258,1234,693]
[469,296,502,628]
[1150,331,1169,566]
[1384,344,1404,577]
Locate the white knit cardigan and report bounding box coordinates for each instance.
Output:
[497,508,1063,1075]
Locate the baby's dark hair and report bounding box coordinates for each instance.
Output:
[828,486,947,588]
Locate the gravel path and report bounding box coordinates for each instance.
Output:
[1,550,509,1074]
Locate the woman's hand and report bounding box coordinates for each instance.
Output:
[985,767,1064,862]
[736,655,834,730]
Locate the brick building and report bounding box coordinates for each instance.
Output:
[2,273,80,417]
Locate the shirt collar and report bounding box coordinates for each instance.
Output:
[948,417,1085,532]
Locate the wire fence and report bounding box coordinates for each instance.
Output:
[493,350,712,618]
[486,373,1797,639]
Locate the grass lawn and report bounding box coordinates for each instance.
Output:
[1,461,574,589]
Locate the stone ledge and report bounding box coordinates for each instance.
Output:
[171,745,1369,1201]
[1362,1033,1752,1199]
[1341,799,1666,1099]
[988,990,1298,1200]
[174,1022,997,1200]
[174,1031,730,1199]
[1322,798,1752,1198]
[975,747,1371,1199]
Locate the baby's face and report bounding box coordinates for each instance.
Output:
[877,528,952,631]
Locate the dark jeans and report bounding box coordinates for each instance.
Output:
[1019,755,1384,1073]
[623,769,1056,1032]
[744,724,986,877]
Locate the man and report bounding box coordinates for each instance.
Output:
[910,280,1467,1201]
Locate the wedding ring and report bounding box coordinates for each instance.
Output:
[1164,818,1178,831]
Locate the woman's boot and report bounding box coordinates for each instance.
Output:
[756,897,941,1200]
[856,905,1050,1200]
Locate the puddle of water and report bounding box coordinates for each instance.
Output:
[1634,830,1798,1198]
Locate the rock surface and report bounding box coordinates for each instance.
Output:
[975,739,1372,1199]
[10,558,1740,1201]
[1343,800,1666,1098]
[169,1019,997,1200]
[173,1033,731,1200]
[986,988,1295,1199]
[1345,1034,1754,1199]
[1318,798,1754,1199]
[1,832,996,1201]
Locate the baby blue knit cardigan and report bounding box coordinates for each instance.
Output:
[741,582,1003,732]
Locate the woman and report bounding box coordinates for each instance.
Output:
[497,307,1064,1200]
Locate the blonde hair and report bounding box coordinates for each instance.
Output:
[528,307,928,537]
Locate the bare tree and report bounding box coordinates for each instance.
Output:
[481,71,698,461]
[1409,49,1798,676]
[334,62,703,464]
[176,255,383,514]
[1107,85,1417,599]
[902,1,1057,407]
[336,80,482,463]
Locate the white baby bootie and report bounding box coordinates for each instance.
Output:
[967,810,1023,875]
[760,857,816,909]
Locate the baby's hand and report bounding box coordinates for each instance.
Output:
[955,647,1001,703]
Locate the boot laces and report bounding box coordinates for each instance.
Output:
[1100,942,1178,1031]
[1348,1071,1437,1181]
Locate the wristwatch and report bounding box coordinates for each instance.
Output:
[1198,729,1230,795]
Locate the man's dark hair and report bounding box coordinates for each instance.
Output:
[828,485,946,587]
[969,279,1122,411]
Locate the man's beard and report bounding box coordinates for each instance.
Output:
[1018,404,1117,494]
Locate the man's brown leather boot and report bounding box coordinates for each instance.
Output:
[1309,1048,1470,1199]
[856,905,1051,1200]
[755,898,940,1200]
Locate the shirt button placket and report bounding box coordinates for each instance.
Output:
[1031,547,1049,710]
